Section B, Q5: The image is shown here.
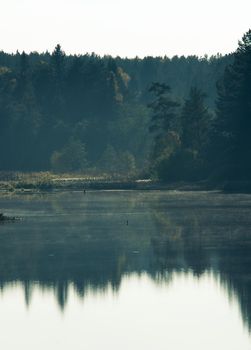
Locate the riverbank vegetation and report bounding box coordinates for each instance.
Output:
[0,30,250,188]
[0,171,208,192]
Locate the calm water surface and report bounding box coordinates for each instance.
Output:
[0,190,251,349]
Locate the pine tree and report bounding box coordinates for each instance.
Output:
[216,29,251,179]
[49,44,67,125]
[181,87,211,153]
[148,82,180,135]
[51,44,65,84]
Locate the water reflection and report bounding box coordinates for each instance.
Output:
[0,190,251,332]
[0,272,250,350]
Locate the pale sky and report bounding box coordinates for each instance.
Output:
[0,0,250,57]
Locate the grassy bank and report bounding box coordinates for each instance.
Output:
[0,171,250,193]
[0,171,214,193]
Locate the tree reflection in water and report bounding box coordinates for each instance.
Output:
[0,190,250,330]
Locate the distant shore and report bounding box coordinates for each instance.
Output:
[0,171,209,193]
[0,171,251,194]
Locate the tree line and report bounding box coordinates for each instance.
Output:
[148,29,251,183]
[0,31,250,182]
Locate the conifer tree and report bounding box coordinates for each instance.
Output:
[148,82,180,135]
[216,29,251,179]
[181,87,211,153]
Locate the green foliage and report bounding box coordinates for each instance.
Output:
[148,82,180,134]
[215,29,251,180]
[117,151,137,176]
[51,139,87,173]
[0,43,234,181]
[107,102,151,167]
[98,145,137,176]
[148,84,212,182]
[98,145,118,173]
[155,148,203,182]
[152,131,181,161]
[181,87,212,152]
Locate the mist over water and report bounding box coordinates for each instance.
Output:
[0,190,251,349]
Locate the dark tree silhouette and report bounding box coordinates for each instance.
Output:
[216,29,251,180]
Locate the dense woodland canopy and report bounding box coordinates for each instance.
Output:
[0,30,250,182]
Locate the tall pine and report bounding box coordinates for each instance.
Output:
[216,29,251,180]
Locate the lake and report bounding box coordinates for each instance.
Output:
[0,190,251,349]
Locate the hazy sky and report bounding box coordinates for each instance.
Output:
[0,0,250,57]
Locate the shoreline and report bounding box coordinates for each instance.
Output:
[0,179,249,194]
[0,173,251,194]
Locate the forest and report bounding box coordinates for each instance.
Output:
[0,29,250,184]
